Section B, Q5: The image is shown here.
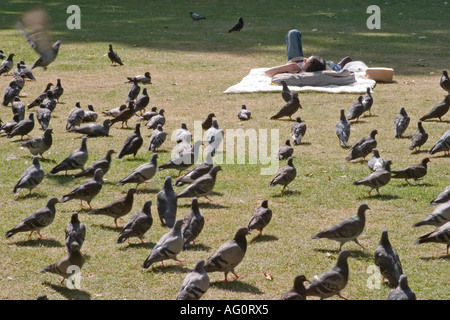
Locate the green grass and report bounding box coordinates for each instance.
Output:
[0,0,449,300]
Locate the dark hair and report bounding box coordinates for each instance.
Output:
[303,55,326,72]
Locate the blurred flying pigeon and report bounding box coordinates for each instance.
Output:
[177,259,210,300]
[110,102,136,129]
[278,139,294,160]
[279,274,309,300]
[73,149,115,179]
[108,43,123,66]
[60,168,104,209]
[374,229,403,287]
[228,17,244,33]
[0,53,14,75]
[148,124,167,151]
[387,274,417,300]
[201,112,215,130]
[51,78,64,102]
[408,121,428,151]
[353,160,392,195]
[413,202,450,228]
[125,71,151,84]
[157,176,178,228]
[176,165,222,201]
[268,157,296,194]
[237,104,251,121]
[440,70,450,93]
[346,96,365,121]
[102,104,127,117]
[117,153,158,187]
[429,129,450,156]
[270,93,301,120]
[19,127,53,158]
[204,227,249,281]
[116,122,143,159]
[280,80,293,102]
[291,116,307,145]
[414,221,450,254]
[247,199,272,236]
[5,197,59,239]
[181,197,204,250]
[83,105,98,123]
[367,148,387,171]
[27,82,53,109]
[420,95,449,122]
[391,157,430,185]
[190,12,206,21]
[7,112,35,140]
[174,123,192,144]
[117,200,153,244]
[362,87,374,116]
[345,129,378,161]
[65,212,86,254]
[133,88,149,114]
[66,102,85,130]
[146,108,165,129]
[174,153,213,187]
[430,185,450,206]
[12,156,45,195]
[50,136,88,175]
[394,107,410,139]
[36,103,51,130]
[12,97,25,120]
[206,119,224,157]
[126,78,140,103]
[70,119,112,137]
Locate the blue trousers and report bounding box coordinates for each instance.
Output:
[286,29,303,61]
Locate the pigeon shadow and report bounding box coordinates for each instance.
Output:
[210,280,263,294]
[182,243,211,252]
[148,263,192,274]
[196,201,230,209]
[357,193,400,201]
[419,254,450,261]
[41,281,91,300]
[420,119,450,124]
[395,182,434,187]
[410,149,429,155]
[349,120,368,125]
[136,187,160,194]
[430,153,450,159]
[313,248,373,260]
[91,223,122,232]
[13,238,63,248]
[14,192,48,201]
[45,174,79,184]
[118,241,156,251]
[249,234,278,244]
[294,141,312,146]
[271,189,301,198]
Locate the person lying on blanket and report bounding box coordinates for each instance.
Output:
[264,29,352,78]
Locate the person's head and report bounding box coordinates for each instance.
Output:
[302,55,326,72]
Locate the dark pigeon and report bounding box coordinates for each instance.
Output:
[36,103,51,130]
[176,259,210,300]
[0,53,14,75]
[19,127,53,158]
[133,88,149,114]
[270,93,301,120]
[278,139,293,160]
[420,95,449,122]
[414,221,450,254]
[394,107,410,138]
[279,274,309,300]
[336,109,351,147]
[70,119,112,137]
[117,200,153,244]
[59,168,104,209]
[247,199,272,236]
[409,121,428,151]
[73,149,115,179]
[228,17,244,33]
[362,87,374,116]
[280,80,293,102]
[12,156,45,195]
[346,96,365,121]
[65,212,86,254]
[353,160,392,195]
[148,124,167,152]
[157,176,178,228]
[440,70,450,93]
[181,197,205,250]
[7,112,35,140]
[126,78,140,103]
[108,44,123,66]
[374,230,403,287]
[116,122,143,159]
[176,165,222,201]
[83,105,98,123]
[51,78,64,102]
[27,83,53,109]
[268,157,296,194]
[201,112,215,130]
[12,97,26,120]
[117,153,158,187]
[430,185,450,206]
[110,102,136,128]
[345,129,378,162]
[146,108,166,129]
[391,157,430,185]
[66,102,85,130]
[50,136,88,175]
[429,129,450,156]
[387,274,416,300]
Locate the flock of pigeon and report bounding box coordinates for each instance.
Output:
[1,9,450,301]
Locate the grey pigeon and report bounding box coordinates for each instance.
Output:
[203,227,249,281]
[279,274,309,300]
[176,165,222,201]
[83,105,98,123]
[409,121,428,151]
[88,188,137,228]
[117,153,158,187]
[362,87,374,116]
[36,103,51,130]
[247,199,272,235]
[7,112,34,140]
[102,104,127,117]
[110,102,136,128]
[346,96,365,121]
[0,53,14,75]
[50,136,88,175]
[174,123,192,143]
[70,119,111,137]
[228,17,244,33]
[345,129,378,161]
[5,197,59,239]
[116,122,143,158]
[133,88,150,115]
[148,124,167,151]
[268,157,296,194]
[374,229,403,286]
[27,83,53,109]
[108,43,123,66]
[391,157,430,185]
[73,149,115,178]
[158,140,202,176]
[291,116,307,145]
[430,185,450,206]
[146,108,165,129]
[305,249,351,300]
[394,107,410,138]
[66,102,85,130]
[429,129,450,156]
[0,50,5,59]
[336,109,350,147]
[414,202,450,228]
[19,127,53,158]
[177,259,210,300]
[139,106,158,121]
[41,90,56,112]
[126,78,140,103]
[142,219,184,268]
[270,92,301,120]
[367,148,387,171]
[125,71,151,84]
[237,104,251,121]
[190,12,206,21]
[59,168,104,208]
[206,119,224,157]
[181,197,205,250]
[117,200,153,244]
[2,80,21,106]
[201,112,215,130]
[12,97,26,120]
[157,176,178,228]
[65,212,86,254]
[12,156,45,195]
[420,95,449,122]
[311,204,369,250]
[353,160,392,195]
[51,78,64,102]
[174,153,213,187]
[387,274,416,300]
[440,70,450,93]
[415,221,450,254]
[280,80,293,102]
[0,114,20,135]
[278,139,293,160]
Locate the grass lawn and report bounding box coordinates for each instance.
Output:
[0,0,449,300]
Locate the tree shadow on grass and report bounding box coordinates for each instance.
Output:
[14,238,63,248]
[210,279,263,295]
[249,234,278,244]
[42,281,91,300]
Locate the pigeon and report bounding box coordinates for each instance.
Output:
[367,148,387,171]
[88,188,137,228]
[278,139,293,160]
[206,120,224,157]
[146,108,166,129]
[102,104,127,117]
[176,165,222,201]
[181,197,205,250]
[429,129,450,156]
[304,249,352,300]
[291,116,307,145]
[174,123,192,143]
[394,107,410,138]
[0,114,21,135]
[41,90,56,112]
[430,185,450,206]
[409,121,428,151]
[133,88,149,114]
[117,153,158,187]
[420,95,450,122]
[268,156,296,194]
[203,227,249,281]
[65,212,86,254]
[190,12,206,21]
[279,274,309,300]
[176,140,194,158]
[311,204,369,250]
[36,294,48,300]
[83,105,98,123]
[126,78,140,103]
[391,157,430,185]
[11,97,26,120]
[60,168,104,209]
[414,202,450,228]
[373,230,403,286]
[176,259,210,300]
[27,83,53,109]
[125,72,151,84]
[280,80,293,102]
[41,242,85,285]
[139,106,158,121]
[158,140,202,176]
[66,102,85,130]
[353,160,392,195]
[228,17,244,33]
[345,129,378,161]
[201,112,215,130]
[346,96,365,121]
[16,8,61,69]
[142,219,184,268]
[117,123,143,159]
[117,200,153,244]
[247,199,273,236]
[36,103,51,130]
[440,70,450,93]
[108,43,123,66]
[50,136,88,175]
[362,87,374,116]
[19,127,53,158]
[9,74,25,90]
[0,53,14,75]
[110,102,136,129]
[414,221,450,254]
[14,61,35,81]
[2,80,21,106]
[270,93,301,120]
[157,176,178,228]
[51,78,64,102]
[148,124,167,151]
[174,153,213,187]
[73,149,115,179]
[387,274,417,300]
[70,119,112,137]
[237,104,251,121]
[5,197,59,238]
[0,50,5,59]
[7,112,35,140]
[12,156,45,195]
